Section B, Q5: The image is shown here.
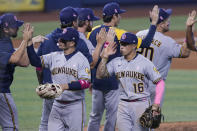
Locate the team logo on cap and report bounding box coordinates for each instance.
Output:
[14,16,17,21]
[63,29,67,34]
[121,34,126,40]
[73,13,77,17]
[87,15,90,20]
[72,37,75,40]
[5,22,8,27]
[114,9,118,13]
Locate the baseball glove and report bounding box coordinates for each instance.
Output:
[139,104,163,129]
[36,83,63,99]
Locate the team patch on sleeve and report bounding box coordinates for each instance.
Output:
[153,67,160,74]
[85,67,91,76]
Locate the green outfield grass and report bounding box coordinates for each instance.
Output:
[14,15,189,40]
[0,67,195,131]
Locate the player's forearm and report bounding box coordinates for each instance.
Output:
[91,44,103,69]
[96,57,109,79]
[27,44,42,67]
[9,40,28,65]
[36,69,43,84]
[181,45,190,58]
[140,25,156,48]
[18,49,30,67]
[186,26,197,51]
[154,80,165,105]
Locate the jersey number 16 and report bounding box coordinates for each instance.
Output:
[133,82,144,93]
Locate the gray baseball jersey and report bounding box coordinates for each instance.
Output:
[107,54,161,100]
[136,30,182,80]
[107,54,161,131]
[136,30,182,105]
[41,51,90,101]
[41,50,90,130]
[79,32,95,55]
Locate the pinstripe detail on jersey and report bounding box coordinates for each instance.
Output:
[3,93,16,131]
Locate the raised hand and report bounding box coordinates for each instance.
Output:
[186,10,197,27]
[32,35,49,44]
[96,27,107,46]
[101,42,117,58]
[106,27,116,44]
[150,5,159,25]
[23,23,34,42]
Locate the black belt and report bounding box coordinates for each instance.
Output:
[56,100,78,104]
[121,97,147,102]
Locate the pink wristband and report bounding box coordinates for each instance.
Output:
[36,67,42,71]
[104,42,109,48]
[79,80,91,89]
[154,80,165,105]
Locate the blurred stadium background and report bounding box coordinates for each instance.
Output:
[0,0,197,130]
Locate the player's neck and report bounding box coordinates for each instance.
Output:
[78,27,86,34]
[63,47,75,55]
[125,51,136,61]
[104,22,115,27]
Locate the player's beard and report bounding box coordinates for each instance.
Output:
[161,23,170,33]
[86,24,92,32]
[162,26,169,33]
[10,28,18,38]
[11,33,17,38]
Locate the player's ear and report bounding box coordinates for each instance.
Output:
[70,41,76,47]
[73,21,78,29]
[3,27,9,33]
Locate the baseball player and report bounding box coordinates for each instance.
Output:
[136,8,190,105]
[77,8,107,69]
[87,3,159,131]
[35,6,93,131]
[96,32,165,131]
[0,13,33,131]
[186,10,197,51]
[27,27,91,131]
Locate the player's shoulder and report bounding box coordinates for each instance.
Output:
[87,25,102,39]
[74,51,89,62]
[137,54,153,64]
[49,51,63,56]
[110,56,123,63]
[136,29,149,36]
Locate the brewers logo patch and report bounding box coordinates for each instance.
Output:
[153,67,159,74]
[85,68,91,76]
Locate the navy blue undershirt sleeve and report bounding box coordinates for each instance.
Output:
[27,45,42,67]
[140,25,156,48]
[68,81,81,90]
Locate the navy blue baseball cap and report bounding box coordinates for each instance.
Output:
[59,27,79,43]
[0,13,24,28]
[103,2,126,16]
[150,8,172,24]
[78,8,100,21]
[120,32,142,45]
[59,6,78,25]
